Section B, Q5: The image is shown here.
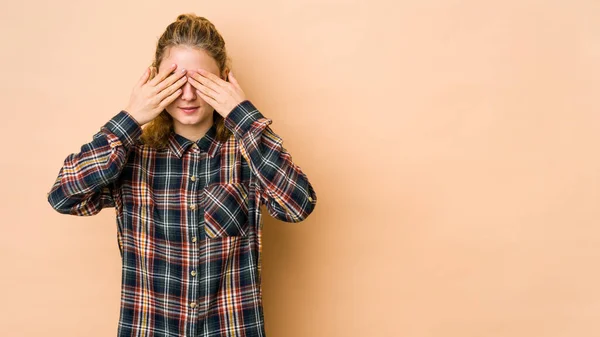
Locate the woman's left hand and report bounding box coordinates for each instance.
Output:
[188,69,247,118]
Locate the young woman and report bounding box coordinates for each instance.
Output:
[47,13,317,337]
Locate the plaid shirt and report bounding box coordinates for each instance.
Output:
[47,100,317,337]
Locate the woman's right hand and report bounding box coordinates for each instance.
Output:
[125,64,187,126]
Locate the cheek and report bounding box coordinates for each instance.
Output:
[166,100,178,110]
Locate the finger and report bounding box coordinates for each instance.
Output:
[156,67,187,94]
[159,88,183,109]
[157,75,187,102]
[228,71,240,88]
[194,69,227,89]
[136,67,151,87]
[149,63,178,87]
[188,74,219,97]
[196,89,219,108]
[193,81,219,102]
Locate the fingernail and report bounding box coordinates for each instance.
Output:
[180,68,186,73]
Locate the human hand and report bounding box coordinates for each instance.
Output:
[187,69,246,118]
[124,64,188,126]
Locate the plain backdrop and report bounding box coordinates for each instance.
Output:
[1,0,599,336]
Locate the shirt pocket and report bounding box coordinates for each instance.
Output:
[201,182,249,238]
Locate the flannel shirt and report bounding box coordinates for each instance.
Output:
[46,100,317,337]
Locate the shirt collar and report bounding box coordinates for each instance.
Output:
[167,123,222,158]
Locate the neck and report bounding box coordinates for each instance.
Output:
[173,115,214,142]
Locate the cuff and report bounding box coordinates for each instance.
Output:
[100,110,143,149]
[224,100,268,139]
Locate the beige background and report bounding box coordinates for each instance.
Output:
[0,0,599,336]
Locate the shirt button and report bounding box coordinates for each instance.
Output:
[190,204,196,210]
[191,270,197,276]
[192,143,198,149]
[191,236,197,243]
[190,175,196,181]
[189,302,197,308]
[308,196,313,202]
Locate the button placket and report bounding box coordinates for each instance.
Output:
[189,157,199,246]
[186,146,202,325]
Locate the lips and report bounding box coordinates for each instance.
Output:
[180,106,199,113]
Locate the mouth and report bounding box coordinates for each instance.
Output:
[179,106,199,114]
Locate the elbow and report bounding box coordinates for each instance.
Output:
[46,190,101,216]
[268,194,317,223]
[47,191,72,215]
[298,194,317,222]
[260,180,317,223]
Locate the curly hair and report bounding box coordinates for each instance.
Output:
[140,13,233,148]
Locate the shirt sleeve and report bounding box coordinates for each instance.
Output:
[224,100,317,223]
[47,110,143,216]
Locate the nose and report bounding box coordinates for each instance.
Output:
[180,80,197,101]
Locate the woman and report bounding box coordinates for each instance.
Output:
[47,13,317,337]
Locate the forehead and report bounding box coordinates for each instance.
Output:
[159,45,220,74]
